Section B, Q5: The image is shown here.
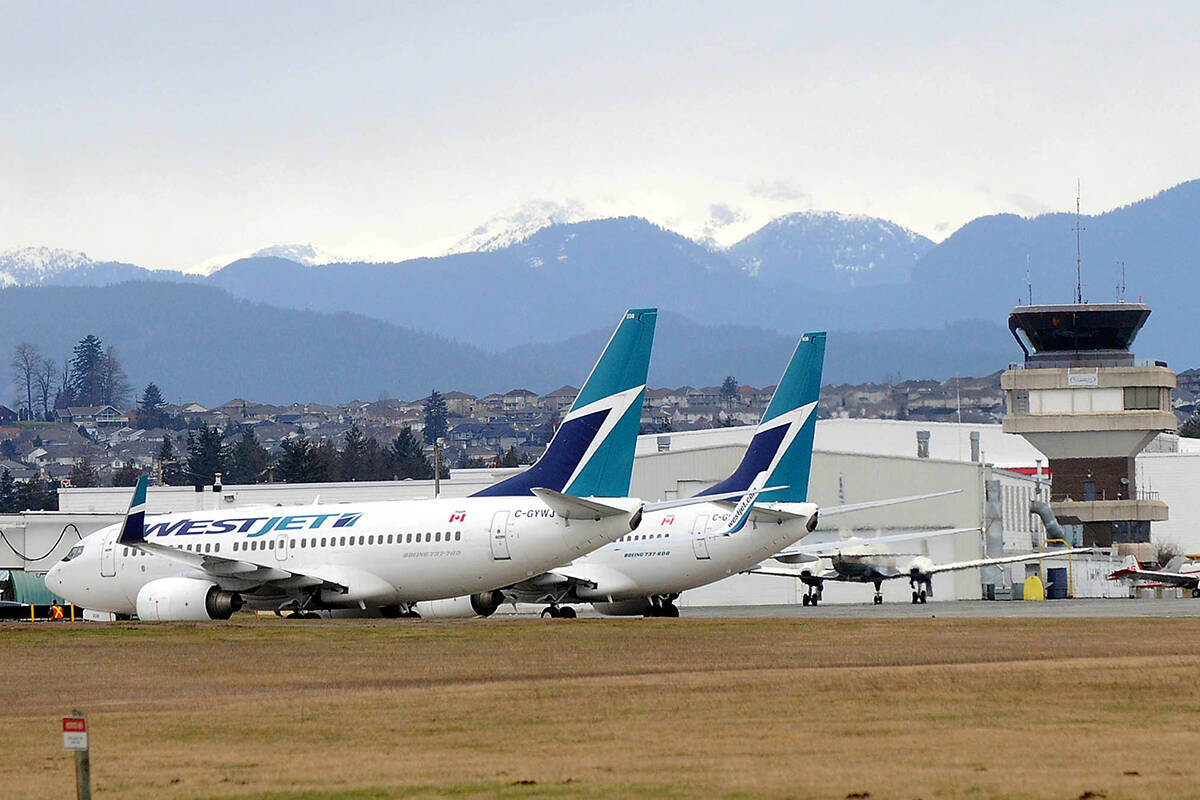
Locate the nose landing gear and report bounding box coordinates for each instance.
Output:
[909,576,932,604]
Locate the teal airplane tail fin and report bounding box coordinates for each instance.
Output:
[473,309,657,498]
[696,332,826,503]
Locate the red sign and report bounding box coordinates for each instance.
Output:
[63,717,87,750]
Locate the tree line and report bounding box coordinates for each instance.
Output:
[144,422,438,488]
[9,335,131,419]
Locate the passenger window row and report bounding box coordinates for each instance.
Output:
[130,530,465,558]
[619,532,669,542]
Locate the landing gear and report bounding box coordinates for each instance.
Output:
[641,596,680,617]
[909,576,931,605]
[1193,588,1200,599]
[872,580,883,605]
[541,604,577,618]
[801,583,823,607]
[380,603,421,619]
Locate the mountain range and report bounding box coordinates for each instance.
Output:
[2,180,1196,405]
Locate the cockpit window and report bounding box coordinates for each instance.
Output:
[62,545,85,562]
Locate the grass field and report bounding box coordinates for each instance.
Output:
[3,616,1200,799]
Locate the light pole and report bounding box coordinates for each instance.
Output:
[434,437,444,497]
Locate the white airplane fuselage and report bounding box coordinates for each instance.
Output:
[551,501,819,603]
[46,495,639,615]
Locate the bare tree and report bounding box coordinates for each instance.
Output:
[9,343,40,420]
[100,346,132,408]
[33,357,58,420]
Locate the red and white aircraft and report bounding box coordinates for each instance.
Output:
[1109,555,1200,597]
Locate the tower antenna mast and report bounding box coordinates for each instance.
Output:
[1073,179,1085,304]
[1026,254,1032,305]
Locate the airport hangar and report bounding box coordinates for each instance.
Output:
[3,417,1145,609]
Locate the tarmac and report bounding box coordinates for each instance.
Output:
[677,597,1200,619]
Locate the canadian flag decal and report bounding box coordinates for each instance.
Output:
[661,515,675,526]
[449,511,466,523]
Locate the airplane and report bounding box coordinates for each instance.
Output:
[1108,555,1200,597]
[45,309,665,621]
[751,536,1092,606]
[418,331,968,620]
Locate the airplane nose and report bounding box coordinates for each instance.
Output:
[45,563,61,586]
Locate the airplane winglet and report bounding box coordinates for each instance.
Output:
[710,473,768,537]
[643,485,789,514]
[117,474,149,545]
[530,487,638,521]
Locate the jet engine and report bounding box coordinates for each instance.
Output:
[413,590,506,618]
[136,577,244,621]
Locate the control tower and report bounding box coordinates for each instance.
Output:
[1001,303,1175,546]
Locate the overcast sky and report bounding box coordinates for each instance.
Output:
[2,1,1197,269]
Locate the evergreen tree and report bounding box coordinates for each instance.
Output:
[67,335,105,407]
[423,389,449,445]
[389,427,433,479]
[0,468,15,513]
[69,458,101,488]
[359,435,392,481]
[339,423,368,481]
[720,375,739,410]
[499,445,521,468]
[136,383,170,429]
[13,473,56,511]
[1180,416,1200,439]
[313,440,340,481]
[111,461,141,487]
[157,435,186,486]
[185,424,225,485]
[225,427,270,484]
[1,439,18,461]
[277,436,331,483]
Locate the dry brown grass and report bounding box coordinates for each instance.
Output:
[3,617,1200,799]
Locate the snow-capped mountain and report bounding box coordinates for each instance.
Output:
[0,247,95,286]
[188,242,355,275]
[725,211,935,291]
[444,200,598,254]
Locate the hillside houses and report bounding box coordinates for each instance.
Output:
[0,370,1095,489]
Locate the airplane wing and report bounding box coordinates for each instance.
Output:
[818,489,961,517]
[133,540,339,592]
[771,527,981,563]
[918,547,1094,576]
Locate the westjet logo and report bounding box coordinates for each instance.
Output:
[144,512,362,539]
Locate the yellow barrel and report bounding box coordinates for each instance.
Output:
[1023,575,1046,601]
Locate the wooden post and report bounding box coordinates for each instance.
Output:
[65,709,90,800]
